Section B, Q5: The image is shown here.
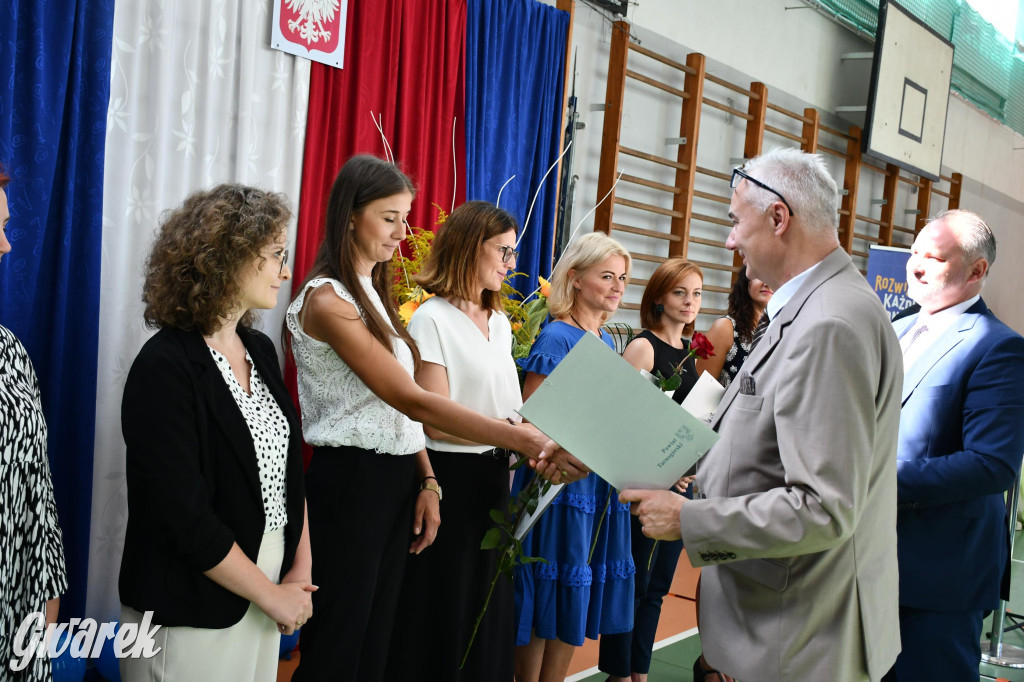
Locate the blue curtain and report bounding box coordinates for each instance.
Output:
[465,0,568,296]
[0,0,114,617]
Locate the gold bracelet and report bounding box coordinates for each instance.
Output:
[420,480,442,501]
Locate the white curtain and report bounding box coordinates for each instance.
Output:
[87,0,310,621]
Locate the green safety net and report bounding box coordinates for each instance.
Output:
[815,0,1024,136]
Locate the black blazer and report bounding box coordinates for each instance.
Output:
[119,326,305,628]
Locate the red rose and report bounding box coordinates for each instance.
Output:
[690,332,715,360]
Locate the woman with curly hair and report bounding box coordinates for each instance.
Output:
[697,264,772,388]
[118,184,313,682]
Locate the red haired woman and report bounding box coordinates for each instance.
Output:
[600,258,705,682]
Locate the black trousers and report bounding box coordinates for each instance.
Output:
[385,449,514,682]
[598,514,684,676]
[292,445,417,682]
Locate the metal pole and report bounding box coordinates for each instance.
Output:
[981,467,1024,667]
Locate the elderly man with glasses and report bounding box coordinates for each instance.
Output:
[622,148,903,682]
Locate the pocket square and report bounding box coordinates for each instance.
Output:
[738,371,756,395]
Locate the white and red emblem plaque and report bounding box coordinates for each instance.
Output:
[271,0,348,69]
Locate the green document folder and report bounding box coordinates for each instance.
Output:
[519,332,720,491]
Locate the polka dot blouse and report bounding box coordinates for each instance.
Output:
[209,347,289,533]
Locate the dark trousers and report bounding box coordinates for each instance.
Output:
[598,513,684,676]
[385,449,514,682]
[292,446,417,682]
[881,606,985,682]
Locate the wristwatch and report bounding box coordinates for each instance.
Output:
[420,479,442,501]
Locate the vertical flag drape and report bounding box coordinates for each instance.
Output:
[293,0,468,285]
[87,0,310,623]
[465,0,569,294]
[290,0,468,468]
[2,0,571,624]
[0,0,115,618]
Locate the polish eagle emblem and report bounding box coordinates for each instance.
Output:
[282,0,341,47]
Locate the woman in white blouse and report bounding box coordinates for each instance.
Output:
[287,157,577,682]
[120,185,313,682]
[385,200,523,682]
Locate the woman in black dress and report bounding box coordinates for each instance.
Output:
[598,258,704,682]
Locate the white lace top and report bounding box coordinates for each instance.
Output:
[286,276,425,455]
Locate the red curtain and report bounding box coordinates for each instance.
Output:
[288,0,467,466]
[293,0,468,284]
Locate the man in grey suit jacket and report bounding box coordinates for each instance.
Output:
[622,148,903,682]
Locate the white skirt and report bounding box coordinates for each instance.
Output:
[120,527,285,682]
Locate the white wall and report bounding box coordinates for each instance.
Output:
[547,0,1024,333]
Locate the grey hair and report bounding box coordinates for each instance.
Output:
[740,147,840,233]
[930,208,996,273]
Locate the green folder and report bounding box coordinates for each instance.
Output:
[519,332,720,491]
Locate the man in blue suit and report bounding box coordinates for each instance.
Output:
[886,209,1024,681]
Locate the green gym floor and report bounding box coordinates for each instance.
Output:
[569,530,1024,682]
[276,531,1024,681]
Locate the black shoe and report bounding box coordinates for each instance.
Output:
[693,655,723,682]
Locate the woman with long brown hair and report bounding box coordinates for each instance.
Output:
[386,200,524,681]
[287,157,574,682]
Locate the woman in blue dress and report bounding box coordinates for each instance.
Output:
[514,231,634,682]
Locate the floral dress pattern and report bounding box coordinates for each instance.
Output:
[717,315,752,389]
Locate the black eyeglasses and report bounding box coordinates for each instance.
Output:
[494,244,519,264]
[731,168,796,217]
[272,248,289,275]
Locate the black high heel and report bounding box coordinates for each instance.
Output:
[693,655,723,682]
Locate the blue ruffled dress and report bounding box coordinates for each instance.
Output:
[513,321,635,646]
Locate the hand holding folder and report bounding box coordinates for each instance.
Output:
[518,333,721,492]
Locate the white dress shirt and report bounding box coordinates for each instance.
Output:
[901,294,980,372]
[765,257,828,324]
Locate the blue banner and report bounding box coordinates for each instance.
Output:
[866,245,914,319]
